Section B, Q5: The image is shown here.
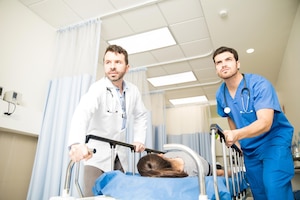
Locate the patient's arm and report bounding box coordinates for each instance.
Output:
[216,168,231,177]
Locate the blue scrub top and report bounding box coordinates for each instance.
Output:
[216,74,294,156]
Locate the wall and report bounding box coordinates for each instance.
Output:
[0,130,38,200]
[276,4,300,137]
[0,0,56,199]
[0,0,56,135]
[276,4,300,191]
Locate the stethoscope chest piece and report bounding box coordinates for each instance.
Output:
[224,107,231,114]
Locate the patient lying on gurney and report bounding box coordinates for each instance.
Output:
[137,151,227,177]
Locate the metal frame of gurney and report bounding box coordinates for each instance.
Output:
[63,135,164,199]
[61,124,248,200]
[62,136,210,200]
[210,124,248,200]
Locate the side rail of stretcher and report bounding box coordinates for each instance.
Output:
[63,135,164,198]
[163,143,208,200]
[210,124,247,200]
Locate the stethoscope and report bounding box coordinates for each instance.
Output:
[106,87,127,119]
[223,74,252,114]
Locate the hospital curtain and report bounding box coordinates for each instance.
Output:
[166,104,212,163]
[125,69,166,171]
[27,19,101,200]
[149,91,167,151]
[126,68,166,150]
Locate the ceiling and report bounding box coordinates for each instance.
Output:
[19,0,299,110]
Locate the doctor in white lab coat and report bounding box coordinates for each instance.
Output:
[68,45,148,196]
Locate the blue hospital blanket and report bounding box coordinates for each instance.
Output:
[92,171,232,200]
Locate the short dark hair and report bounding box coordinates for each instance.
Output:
[212,46,239,63]
[104,44,129,65]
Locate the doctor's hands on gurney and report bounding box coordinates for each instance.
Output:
[223,130,238,147]
[223,130,242,154]
[132,142,146,152]
[69,143,93,162]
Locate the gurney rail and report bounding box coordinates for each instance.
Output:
[63,136,165,198]
[85,134,165,154]
[164,143,208,200]
[210,124,247,200]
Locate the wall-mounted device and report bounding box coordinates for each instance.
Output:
[0,87,3,99]
[3,90,22,105]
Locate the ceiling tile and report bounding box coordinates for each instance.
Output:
[28,0,82,28]
[100,15,134,40]
[179,38,213,57]
[158,0,204,24]
[162,62,192,75]
[64,0,115,19]
[121,4,167,32]
[110,0,154,10]
[193,68,219,82]
[166,86,205,99]
[19,0,43,5]
[128,52,158,68]
[170,18,209,43]
[189,57,214,71]
[146,66,167,78]
[150,45,185,63]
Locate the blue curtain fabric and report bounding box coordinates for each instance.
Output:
[167,132,212,163]
[27,19,101,200]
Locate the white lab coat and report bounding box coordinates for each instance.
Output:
[68,77,148,172]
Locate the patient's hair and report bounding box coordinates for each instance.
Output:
[137,154,188,178]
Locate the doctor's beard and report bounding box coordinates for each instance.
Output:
[107,71,126,82]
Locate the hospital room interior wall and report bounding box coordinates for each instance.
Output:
[275,4,300,191]
[0,0,56,136]
[0,0,56,199]
[0,130,38,200]
[276,3,300,141]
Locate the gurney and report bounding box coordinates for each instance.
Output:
[54,124,248,200]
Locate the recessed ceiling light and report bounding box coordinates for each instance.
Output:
[246,48,255,54]
[147,71,197,87]
[169,96,208,105]
[108,27,176,54]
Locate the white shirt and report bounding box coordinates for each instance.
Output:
[68,77,148,172]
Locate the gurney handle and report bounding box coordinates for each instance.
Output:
[63,148,95,198]
[85,134,165,154]
[210,124,242,155]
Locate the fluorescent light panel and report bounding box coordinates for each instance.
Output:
[170,96,208,105]
[148,71,196,87]
[108,27,176,54]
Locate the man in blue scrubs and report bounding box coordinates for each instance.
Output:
[213,46,294,199]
